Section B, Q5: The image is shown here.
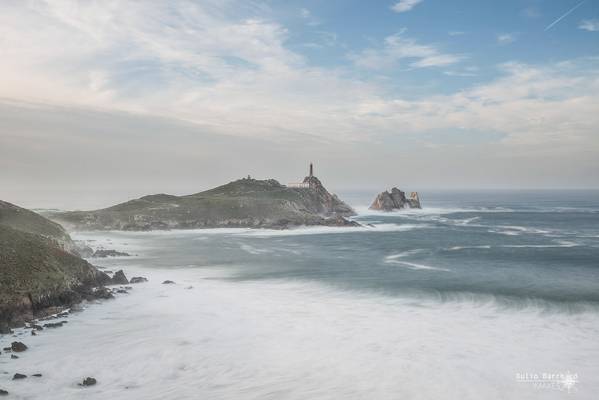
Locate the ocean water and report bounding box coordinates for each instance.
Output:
[2,190,599,399]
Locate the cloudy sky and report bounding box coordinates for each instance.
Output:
[1,0,598,209]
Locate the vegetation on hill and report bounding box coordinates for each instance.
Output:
[0,202,110,331]
[49,177,357,231]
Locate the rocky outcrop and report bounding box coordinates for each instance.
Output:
[369,188,421,211]
[92,249,130,258]
[48,176,357,231]
[111,270,129,285]
[0,203,113,330]
[0,200,77,254]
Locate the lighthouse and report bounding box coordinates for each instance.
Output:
[309,162,313,177]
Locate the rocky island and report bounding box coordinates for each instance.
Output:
[48,165,358,231]
[369,188,421,211]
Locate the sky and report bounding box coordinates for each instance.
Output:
[1,0,598,209]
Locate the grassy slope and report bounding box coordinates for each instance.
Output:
[51,178,354,230]
[0,200,73,249]
[0,225,109,325]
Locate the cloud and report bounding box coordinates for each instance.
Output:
[579,19,599,31]
[349,32,463,69]
[353,58,599,155]
[391,0,423,13]
[496,33,518,45]
[0,0,597,161]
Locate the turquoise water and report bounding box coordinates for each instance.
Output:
[101,190,599,307]
[6,190,597,399]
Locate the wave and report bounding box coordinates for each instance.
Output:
[233,223,429,238]
[446,241,580,251]
[384,249,450,272]
[446,245,492,251]
[385,260,451,272]
[239,244,273,255]
[354,206,514,217]
[384,249,427,260]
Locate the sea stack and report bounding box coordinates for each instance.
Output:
[369,188,421,211]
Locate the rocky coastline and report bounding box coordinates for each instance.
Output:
[47,175,359,231]
[0,201,135,332]
[369,188,421,211]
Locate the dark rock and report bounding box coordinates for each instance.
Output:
[31,330,36,336]
[11,355,18,359]
[320,215,361,227]
[0,389,8,396]
[80,377,97,386]
[111,270,129,285]
[369,188,421,211]
[92,249,130,258]
[2,347,10,351]
[43,321,66,329]
[32,374,42,377]
[162,280,175,284]
[32,324,43,331]
[116,289,128,294]
[0,323,12,335]
[11,342,27,352]
[13,373,27,380]
[129,277,148,284]
[93,287,114,300]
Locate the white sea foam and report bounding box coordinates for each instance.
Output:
[2,262,598,400]
[232,223,428,238]
[447,245,492,251]
[385,259,451,272]
[384,250,450,271]
[74,223,428,241]
[446,242,579,251]
[354,205,515,217]
[239,243,273,255]
[385,249,427,260]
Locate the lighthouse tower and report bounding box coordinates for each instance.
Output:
[309,162,313,177]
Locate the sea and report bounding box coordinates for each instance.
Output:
[1,190,599,399]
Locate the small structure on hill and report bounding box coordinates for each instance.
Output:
[288,163,316,189]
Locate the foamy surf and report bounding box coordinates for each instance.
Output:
[2,263,598,400]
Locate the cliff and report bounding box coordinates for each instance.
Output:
[0,203,111,331]
[0,200,76,253]
[369,188,421,211]
[48,176,357,231]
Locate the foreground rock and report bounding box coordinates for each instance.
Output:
[80,377,97,386]
[0,202,112,330]
[129,277,148,284]
[43,321,67,329]
[13,373,27,380]
[47,168,357,231]
[369,188,421,211]
[0,389,8,396]
[162,280,175,285]
[11,341,27,352]
[92,249,130,258]
[111,270,129,285]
